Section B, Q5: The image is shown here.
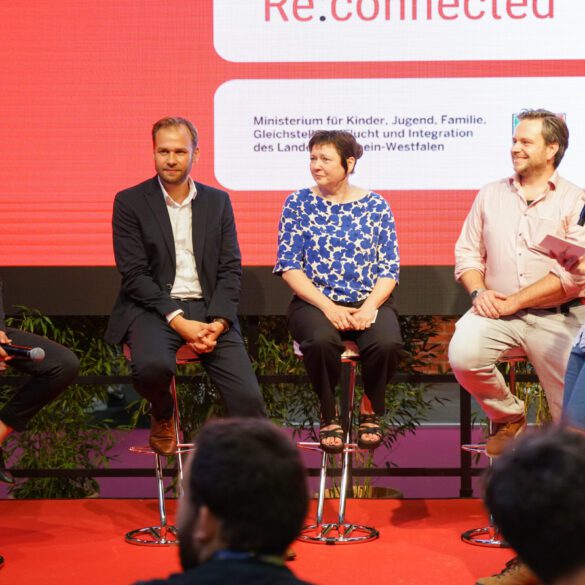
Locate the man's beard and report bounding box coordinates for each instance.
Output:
[160,168,189,185]
[178,509,201,571]
[178,524,201,571]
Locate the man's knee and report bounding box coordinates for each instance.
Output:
[132,355,174,388]
[448,330,484,373]
[60,349,80,382]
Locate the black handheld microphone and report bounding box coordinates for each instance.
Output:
[578,203,585,227]
[0,343,45,362]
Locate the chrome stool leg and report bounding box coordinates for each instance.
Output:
[316,451,328,525]
[297,341,379,545]
[171,377,187,498]
[460,420,508,547]
[460,348,527,548]
[124,344,197,546]
[125,452,179,546]
[338,359,357,526]
[155,453,168,532]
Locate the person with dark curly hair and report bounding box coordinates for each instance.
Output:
[134,418,313,585]
[483,427,585,585]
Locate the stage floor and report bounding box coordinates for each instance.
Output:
[1,498,515,585]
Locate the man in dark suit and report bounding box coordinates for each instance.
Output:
[0,278,79,483]
[105,116,265,456]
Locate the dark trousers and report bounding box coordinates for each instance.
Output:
[0,329,80,431]
[288,297,402,423]
[125,300,266,420]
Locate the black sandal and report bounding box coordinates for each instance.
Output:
[357,414,384,450]
[319,417,344,454]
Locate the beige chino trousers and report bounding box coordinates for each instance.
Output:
[448,305,585,422]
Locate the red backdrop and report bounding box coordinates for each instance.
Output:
[0,1,583,267]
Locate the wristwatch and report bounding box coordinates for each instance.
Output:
[212,317,230,333]
[470,288,486,301]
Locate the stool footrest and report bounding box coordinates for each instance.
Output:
[125,525,179,546]
[298,523,378,544]
[297,441,370,454]
[461,526,509,548]
[461,443,488,455]
[129,445,195,455]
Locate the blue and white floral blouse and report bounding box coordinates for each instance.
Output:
[274,188,400,303]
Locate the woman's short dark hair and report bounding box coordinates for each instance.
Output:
[308,130,364,174]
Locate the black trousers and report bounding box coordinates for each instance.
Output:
[0,329,80,431]
[125,300,266,420]
[288,296,402,423]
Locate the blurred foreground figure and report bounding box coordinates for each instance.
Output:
[481,427,585,585]
[134,418,314,585]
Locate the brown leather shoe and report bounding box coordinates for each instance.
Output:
[476,557,540,585]
[486,416,526,457]
[149,416,177,456]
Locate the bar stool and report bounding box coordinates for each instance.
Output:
[295,340,379,544]
[461,346,527,547]
[124,344,198,546]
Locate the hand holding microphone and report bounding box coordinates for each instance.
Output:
[0,342,46,362]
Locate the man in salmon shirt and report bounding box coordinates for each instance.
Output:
[449,109,585,585]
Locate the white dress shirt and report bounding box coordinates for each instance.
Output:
[159,177,203,322]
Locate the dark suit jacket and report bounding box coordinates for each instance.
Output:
[105,177,242,344]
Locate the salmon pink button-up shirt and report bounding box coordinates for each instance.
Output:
[454,173,585,307]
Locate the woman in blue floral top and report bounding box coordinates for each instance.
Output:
[274,130,402,453]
